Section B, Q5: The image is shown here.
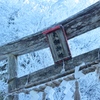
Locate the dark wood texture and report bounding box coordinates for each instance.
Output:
[47,28,71,62]
[0,1,100,61]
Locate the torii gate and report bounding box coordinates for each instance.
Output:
[0,1,100,100]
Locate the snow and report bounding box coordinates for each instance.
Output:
[30,90,39,100]
[69,27,100,57]
[0,0,99,46]
[79,72,100,100]
[74,63,85,79]
[60,80,72,95]
[44,86,55,100]
[18,93,31,100]
[60,61,66,73]
[17,48,54,77]
[0,0,100,100]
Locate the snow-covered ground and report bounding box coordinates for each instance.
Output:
[0,0,100,100]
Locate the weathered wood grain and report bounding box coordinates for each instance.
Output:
[0,1,100,61]
[8,55,18,100]
[63,1,100,39]
[0,33,48,61]
[15,48,100,90]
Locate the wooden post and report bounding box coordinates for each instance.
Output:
[42,92,46,100]
[74,80,81,100]
[7,54,18,100]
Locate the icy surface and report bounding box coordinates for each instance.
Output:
[0,0,100,100]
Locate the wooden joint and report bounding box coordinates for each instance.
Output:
[8,77,18,84]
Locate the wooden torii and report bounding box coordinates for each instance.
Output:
[0,1,100,100]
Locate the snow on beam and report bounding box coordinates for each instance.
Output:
[11,48,100,92]
[0,1,100,61]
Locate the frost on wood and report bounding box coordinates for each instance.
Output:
[74,63,85,79]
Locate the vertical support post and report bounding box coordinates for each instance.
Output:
[74,80,81,100]
[42,92,46,100]
[7,54,18,100]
